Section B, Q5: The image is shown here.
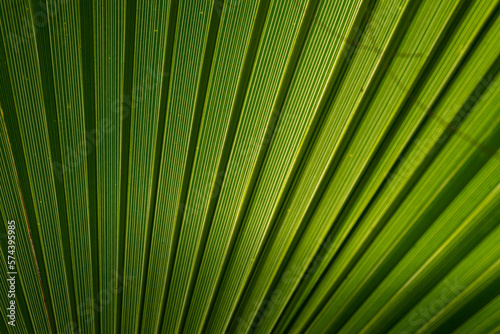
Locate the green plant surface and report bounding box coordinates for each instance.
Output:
[275,1,500,331]
[205,0,367,332]
[0,0,498,333]
[186,0,321,331]
[233,0,500,331]
[119,1,172,333]
[93,0,126,333]
[0,111,50,332]
[227,0,411,331]
[281,1,499,317]
[0,248,29,333]
[155,1,263,333]
[388,224,500,334]
[0,0,74,331]
[45,1,95,332]
[304,30,500,330]
[453,294,500,334]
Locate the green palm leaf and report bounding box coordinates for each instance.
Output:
[0,0,498,333]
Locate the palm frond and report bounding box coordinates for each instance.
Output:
[0,0,498,333]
